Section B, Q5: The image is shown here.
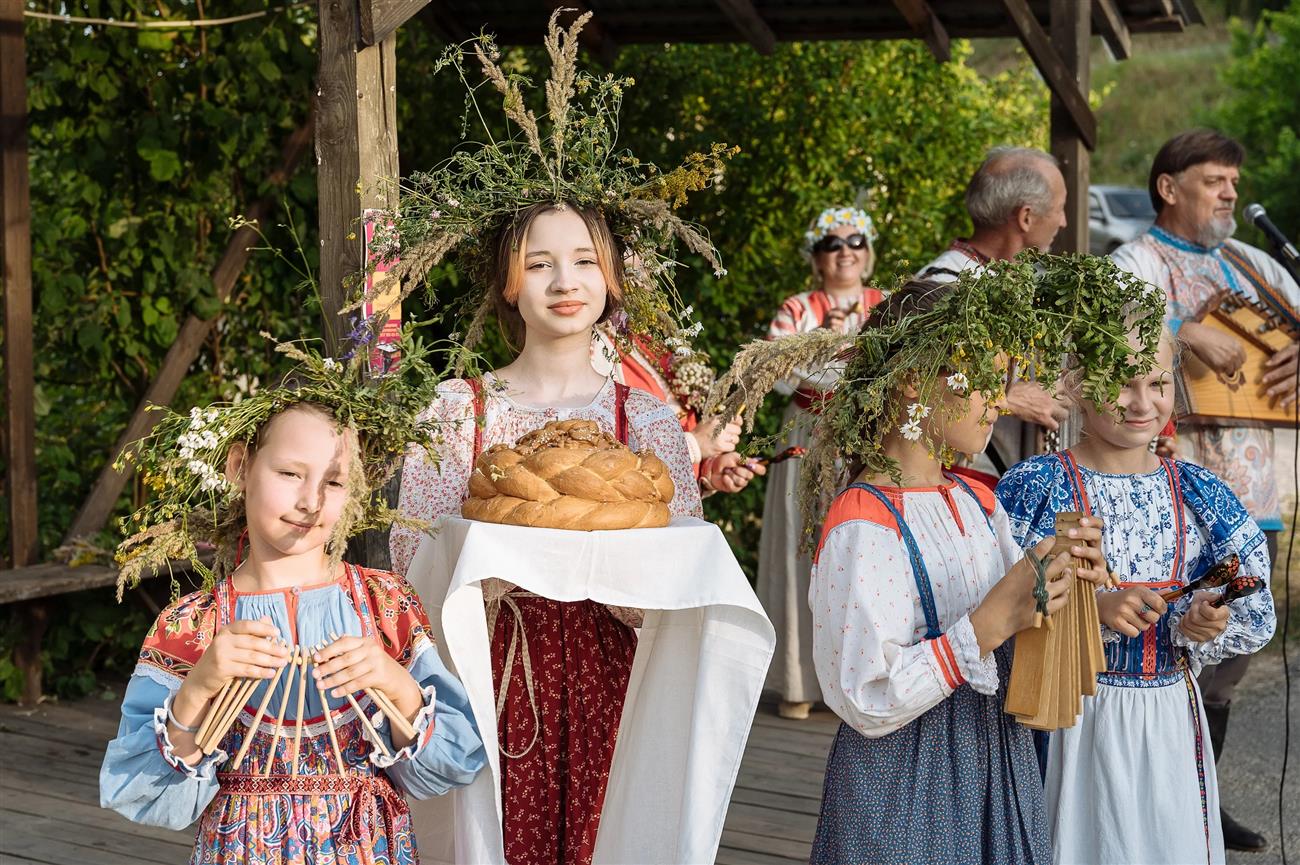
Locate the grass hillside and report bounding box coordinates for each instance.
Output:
[1091,16,1234,186]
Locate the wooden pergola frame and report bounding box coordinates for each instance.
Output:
[0,0,1200,702]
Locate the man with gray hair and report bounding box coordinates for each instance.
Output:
[919,145,1070,474]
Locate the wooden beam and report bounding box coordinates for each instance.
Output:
[714,0,776,54]
[1126,15,1187,33]
[0,560,194,606]
[550,1,619,66]
[1000,0,1096,150]
[62,119,314,544]
[1,0,36,571]
[890,0,951,62]
[317,1,402,569]
[1091,0,1131,61]
[359,0,431,46]
[317,0,401,356]
[1,0,44,707]
[1050,0,1091,255]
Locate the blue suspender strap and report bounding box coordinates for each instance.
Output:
[944,472,995,536]
[845,482,943,639]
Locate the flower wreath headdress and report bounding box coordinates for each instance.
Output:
[354,10,735,370]
[801,206,877,260]
[708,251,1165,536]
[113,327,446,599]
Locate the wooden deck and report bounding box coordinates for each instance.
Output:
[0,695,834,865]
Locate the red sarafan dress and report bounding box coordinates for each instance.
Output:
[391,375,702,865]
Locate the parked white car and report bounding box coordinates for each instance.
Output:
[1089,185,1156,255]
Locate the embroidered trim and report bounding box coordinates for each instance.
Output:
[1183,670,1212,862]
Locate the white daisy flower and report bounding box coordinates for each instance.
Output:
[899,419,923,442]
[947,372,971,393]
[907,403,931,420]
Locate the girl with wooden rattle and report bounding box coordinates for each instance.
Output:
[997,331,1276,865]
[99,332,486,865]
[710,254,1148,863]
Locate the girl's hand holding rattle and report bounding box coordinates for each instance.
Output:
[1097,587,1167,638]
[313,635,425,747]
[1057,516,1110,586]
[169,616,289,762]
[971,538,1073,655]
[1178,591,1231,642]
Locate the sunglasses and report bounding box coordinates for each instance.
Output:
[812,233,869,254]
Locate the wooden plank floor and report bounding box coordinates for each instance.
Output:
[0,695,833,865]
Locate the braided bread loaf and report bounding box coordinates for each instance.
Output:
[462,419,675,530]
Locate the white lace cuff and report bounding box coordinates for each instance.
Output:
[153,693,224,779]
[369,684,438,768]
[683,430,702,466]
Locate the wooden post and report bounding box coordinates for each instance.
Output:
[1050,0,1092,254]
[317,0,417,569]
[1,1,46,705]
[62,120,314,545]
[316,0,402,355]
[1,1,35,569]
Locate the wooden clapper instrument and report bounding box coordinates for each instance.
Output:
[1004,512,1107,731]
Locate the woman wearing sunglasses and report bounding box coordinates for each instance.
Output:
[759,206,886,720]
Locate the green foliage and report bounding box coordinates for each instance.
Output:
[2,0,322,698]
[115,325,455,596]
[607,38,1047,572]
[1211,0,1300,244]
[712,253,1165,533]
[8,1,322,559]
[0,590,154,702]
[3,17,1051,699]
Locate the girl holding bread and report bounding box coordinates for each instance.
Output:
[381,15,768,865]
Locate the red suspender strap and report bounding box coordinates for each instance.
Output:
[1056,451,1092,515]
[1161,458,1186,583]
[466,378,485,464]
[614,382,630,445]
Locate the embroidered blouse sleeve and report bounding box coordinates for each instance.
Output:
[1171,482,1276,671]
[359,570,486,796]
[811,520,989,740]
[99,595,223,829]
[627,391,703,518]
[391,382,476,576]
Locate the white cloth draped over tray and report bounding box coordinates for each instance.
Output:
[405,515,776,865]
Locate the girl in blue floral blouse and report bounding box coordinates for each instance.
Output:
[996,336,1275,865]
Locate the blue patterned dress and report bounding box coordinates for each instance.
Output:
[997,453,1275,865]
[809,475,1049,865]
[100,565,486,865]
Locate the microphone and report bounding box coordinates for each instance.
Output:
[1243,203,1299,265]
